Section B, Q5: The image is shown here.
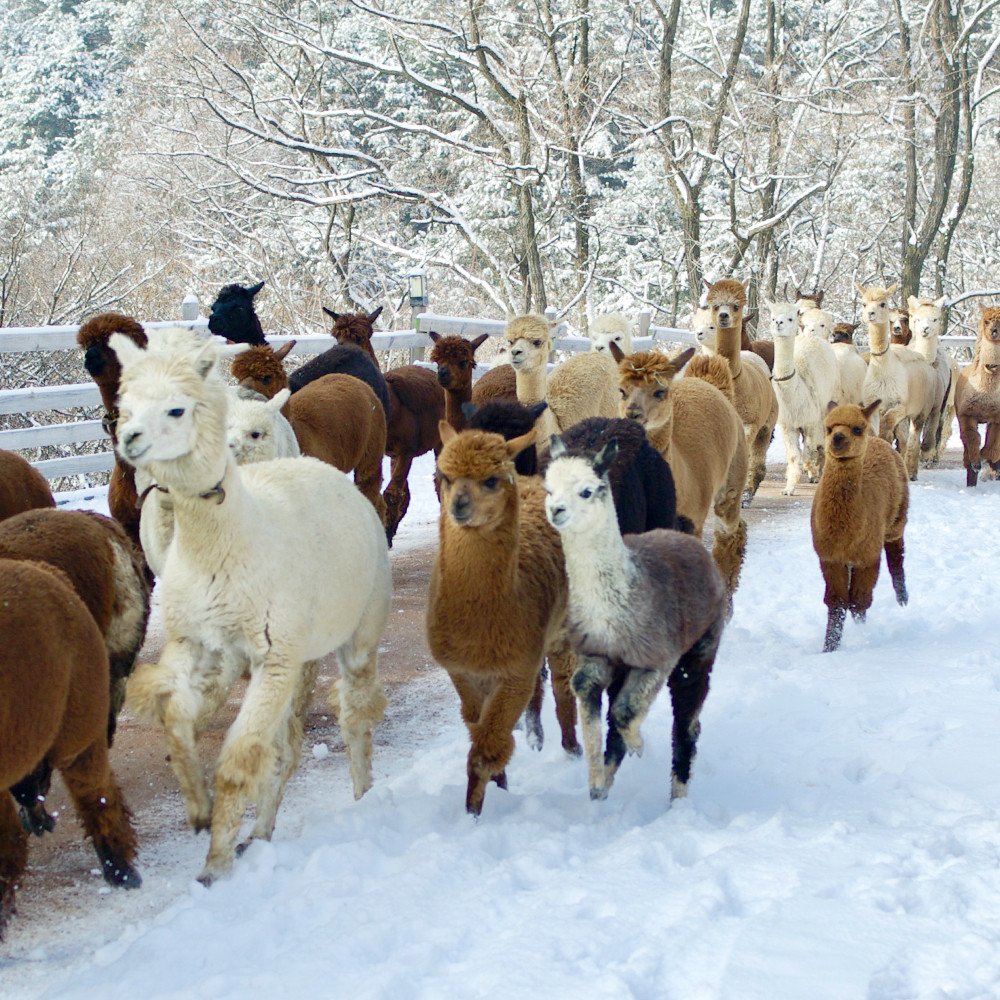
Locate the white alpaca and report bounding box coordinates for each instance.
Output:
[588,313,633,356]
[907,295,956,463]
[691,308,769,377]
[113,330,390,885]
[858,284,936,480]
[226,388,300,465]
[800,308,866,406]
[767,302,841,494]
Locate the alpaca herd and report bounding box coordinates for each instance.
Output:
[0,278,993,941]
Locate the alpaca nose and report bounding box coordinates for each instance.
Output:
[436,367,451,387]
[548,503,567,527]
[451,493,472,524]
[123,429,142,449]
[625,406,644,422]
[831,432,846,448]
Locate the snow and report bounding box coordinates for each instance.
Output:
[6,448,1000,998]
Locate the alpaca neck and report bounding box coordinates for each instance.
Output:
[514,361,547,406]
[912,333,938,363]
[716,320,743,377]
[644,411,674,464]
[560,502,633,607]
[168,458,248,559]
[437,492,520,601]
[772,336,796,380]
[443,383,472,432]
[867,320,891,358]
[819,452,869,516]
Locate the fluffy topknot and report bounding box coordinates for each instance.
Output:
[704,278,747,309]
[231,345,288,389]
[437,429,519,483]
[430,335,481,367]
[505,314,551,342]
[618,350,682,389]
[77,312,147,352]
[685,354,734,402]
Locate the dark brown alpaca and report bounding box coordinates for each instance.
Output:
[0,450,54,523]
[889,310,912,346]
[832,322,858,346]
[0,559,141,938]
[429,332,491,431]
[325,308,446,543]
[1,509,150,835]
[76,312,149,558]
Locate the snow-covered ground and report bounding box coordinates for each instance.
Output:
[6,446,1000,999]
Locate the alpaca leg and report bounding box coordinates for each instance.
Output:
[904,416,924,481]
[465,671,537,815]
[449,670,490,730]
[10,761,56,836]
[958,414,982,486]
[609,668,667,760]
[821,560,849,652]
[667,624,721,800]
[848,561,881,623]
[601,667,630,783]
[331,639,387,801]
[884,539,908,606]
[547,641,581,757]
[711,495,747,612]
[356,442,388,531]
[58,743,141,888]
[780,425,803,495]
[0,794,29,939]
[571,656,614,800]
[383,453,414,545]
[742,424,770,507]
[802,425,825,483]
[983,422,1000,472]
[522,666,546,752]
[920,404,943,468]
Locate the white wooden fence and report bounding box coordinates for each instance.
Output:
[0,303,696,483]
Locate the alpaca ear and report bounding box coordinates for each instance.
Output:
[274,340,295,360]
[886,283,898,296]
[862,399,881,419]
[855,283,865,296]
[608,341,625,364]
[194,340,222,379]
[529,400,548,421]
[428,331,441,343]
[506,427,537,458]
[108,333,145,368]
[460,401,477,421]
[322,306,339,321]
[438,420,457,445]
[703,278,712,292]
[269,388,291,411]
[549,434,567,460]
[471,333,489,352]
[217,342,251,359]
[247,281,265,297]
[934,296,946,309]
[826,400,838,413]
[906,295,920,312]
[592,439,618,478]
[367,306,384,324]
[671,347,696,371]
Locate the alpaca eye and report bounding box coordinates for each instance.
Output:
[654,389,666,400]
[532,339,542,347]
[251,431,262,440]
[262,376,272,384]
[483,476,499,490]
[458,361,467,370]
[852,427,863,436]
[579,488,593,499]
[167,408,185,418]
[620,388,627,398]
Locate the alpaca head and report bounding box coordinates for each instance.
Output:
[462,399,548,476]
[856,284,897,326]
[589,313,632,355]
[824,400,880,464]
[616,348,695,427]
[436,422,535,530]
[429,333,489,390]
[906,296,946,342]
[981,306,1000,345]
[504,314,552,372]
[767,302,799,340]
[324,306,383,356]
[226,388,294,465]
[77,313,148,409]
[831,322,858,345]
[230,342,293,399]
[207,281,267,345]
[544,435,617,535]
[888,309,911,344]
[691,308,719,352]
[113,329,233,479]
[796,289,824,317]
[799,308,833,340]
[703,278,747,330]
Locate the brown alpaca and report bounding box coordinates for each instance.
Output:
[0,450,54,523]
[703,278,779,506]
[0,559,141,938]
[613,345,749,600]
[704,278,774,371]
[955,306,1000,486]
[76,313,149,557]
[232,347,388,524]
[325,308,446,542]
[889,310,912,346]
[832,322,858,346]
[472,364,518,406]
[426,423,576,815]
[811,401,909,652]
[429,332,491,431]
[1,509,150,835]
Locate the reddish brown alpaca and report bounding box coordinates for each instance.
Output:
[811,401,909,652]
[76,313,149,555]
[230,348,388,523]
[955,306,1000,486]
[889,310,912,346]
[427,424,575,814]
[0,559,141,938]
[704,279,774,372]
[429,332,490,431]
[325,308,446,542]
[0,450,54,523]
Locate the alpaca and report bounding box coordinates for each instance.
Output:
[544,438,727,800]
[505,314,620,444]
[230,344,389,525]
[0,558,141,938]
[888,309,912,346]
[703,278,775,371]
[811,401,909,651]
[472,363,518,405]
[858,284,936,480]
[613,345,748,601]
[207,281,268,345]
[430,332,492,431]
[588,313,633,355]
[767,302,843,493]
[701,279,779,506]
[113,329,391,884]
[907,295,956,464]
[76,312,149,558]
[326,308,446,542]
[800,308,866,406]
[0,449,54,523]
[831,322,858,346]
[288,342,391,414]
[1,509,150,836]
[692,308,770,377]
[226,388,300,465]
[427,423,577,813]
[795,289,825,316]
[462,399,549,476]
[954,306,1000,486]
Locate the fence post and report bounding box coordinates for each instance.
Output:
[409,312,427,364]
[638,311,651,341]
[182,293,201,321]
[544,305,559,362]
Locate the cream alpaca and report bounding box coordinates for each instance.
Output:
[226,388,300,465]
[114,330,390,885]
[800,308,865,406]
[907,295,955,464]
[588,312,633,355]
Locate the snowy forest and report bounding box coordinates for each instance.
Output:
[1,0,998,333]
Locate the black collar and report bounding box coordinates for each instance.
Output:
[870,345,890,357]
[772,370,796,383]
[136,480,226,510]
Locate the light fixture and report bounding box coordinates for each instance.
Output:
[408,270,428,309]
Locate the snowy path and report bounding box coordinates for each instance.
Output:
[4,459,1000,998]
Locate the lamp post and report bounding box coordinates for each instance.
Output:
[408,269,429,362]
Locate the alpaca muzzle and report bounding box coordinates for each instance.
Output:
[436,367,452,387]
[547,503,568,528]
[450,493,473,525]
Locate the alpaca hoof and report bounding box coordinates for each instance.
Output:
[589,785,609,801]
[895,585,909,606]
[563,740,583,758]
[781,487,795,497]
[851,609,867,624]
[235,837,254,858]
[103,858,142,889]
[18,803,56,837]
[670,777,688,800]
[196,871,216,888]
[967,464,981,487]
[525,720,544,752]
[492,770,508,790]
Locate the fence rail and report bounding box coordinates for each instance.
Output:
[0,303,977,483]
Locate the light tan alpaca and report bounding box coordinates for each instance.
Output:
[858,284,935,480]
[612,345,748,601]
[907,295,956,464]
[811,401,909,652]
[504,314,620,444]
[701,280,778,507]
[800,308,865,406]
[955,306,1000,486]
